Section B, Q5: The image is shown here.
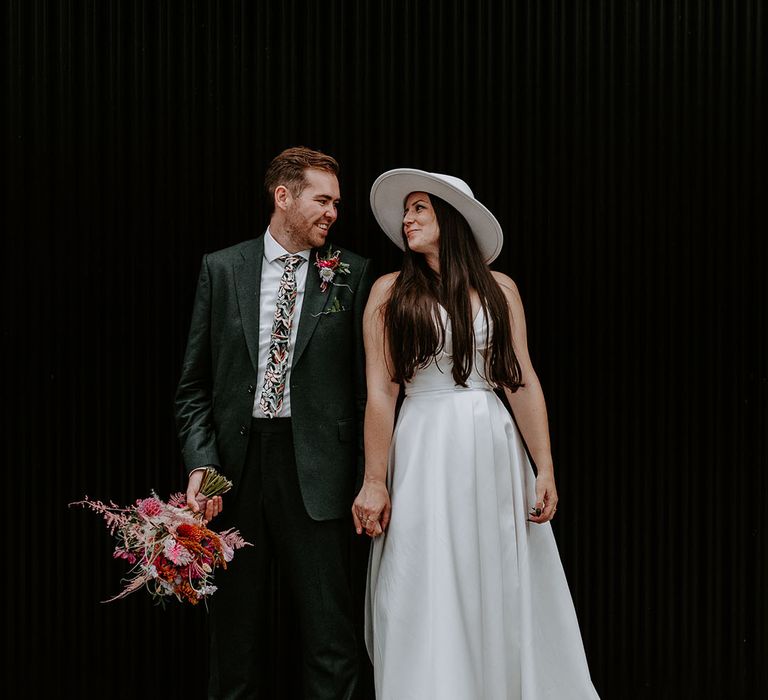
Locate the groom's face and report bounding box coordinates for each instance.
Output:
[283,168,341,250]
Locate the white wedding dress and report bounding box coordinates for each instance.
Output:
[365,308,599,699]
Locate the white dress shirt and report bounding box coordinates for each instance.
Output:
[253,228,312,417]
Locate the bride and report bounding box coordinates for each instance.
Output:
[352,168,600,699]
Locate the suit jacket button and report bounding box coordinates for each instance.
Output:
[239,425,248,436]
[247,384,255,394]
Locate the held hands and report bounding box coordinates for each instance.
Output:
[528,471,558,524]
[185,468,224,524]
[352,478,391,538]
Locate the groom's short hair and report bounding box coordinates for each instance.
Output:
[265,146,339,208]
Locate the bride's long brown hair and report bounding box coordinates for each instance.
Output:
[384,194,523,390]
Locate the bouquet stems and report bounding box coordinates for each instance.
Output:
[199,467,232,498]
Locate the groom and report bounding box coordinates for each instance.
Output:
[174,146,374,699]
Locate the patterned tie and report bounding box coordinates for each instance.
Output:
[259,254,305,418]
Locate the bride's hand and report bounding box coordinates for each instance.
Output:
[529,471,558,523]
[352,478,391,537]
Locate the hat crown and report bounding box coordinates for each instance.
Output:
[428,172,474,199]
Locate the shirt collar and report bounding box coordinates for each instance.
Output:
[264,228,312,264]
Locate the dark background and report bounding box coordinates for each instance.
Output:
[5,1,766,698]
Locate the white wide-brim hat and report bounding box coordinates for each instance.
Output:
[369,168,503,264]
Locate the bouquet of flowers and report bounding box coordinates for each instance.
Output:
[70,468,250,606]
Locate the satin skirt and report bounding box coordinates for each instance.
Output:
[365,387,600,700]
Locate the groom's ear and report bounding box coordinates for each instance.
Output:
[274,184,292,212]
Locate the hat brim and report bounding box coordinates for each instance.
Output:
[369,168,503,264]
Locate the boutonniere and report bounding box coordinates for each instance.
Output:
[315,245,351,293]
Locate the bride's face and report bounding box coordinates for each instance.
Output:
[402,192,440,256]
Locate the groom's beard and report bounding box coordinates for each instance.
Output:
[284,205,331,251]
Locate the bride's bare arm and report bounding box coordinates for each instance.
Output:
[352,273,401,537]
[492,271,559,523]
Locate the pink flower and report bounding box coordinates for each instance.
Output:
[163,538,193,566]
[220,539,235,563]
[113,549,137,565]
[137,497,163,518]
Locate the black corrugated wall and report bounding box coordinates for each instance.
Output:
[5,1,765,698]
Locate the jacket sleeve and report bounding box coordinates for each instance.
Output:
[174,255,221,473]
[353,258,376,487]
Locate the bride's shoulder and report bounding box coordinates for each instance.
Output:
[490,270,519,296]
[370,271,400,299]
[364,272,400,322]
[490,271,527,318]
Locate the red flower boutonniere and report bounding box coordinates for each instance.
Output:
[315,245,351,293]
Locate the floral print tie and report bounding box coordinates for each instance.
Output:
[259,254,304,418]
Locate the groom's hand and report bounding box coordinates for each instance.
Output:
[186,468,224,524]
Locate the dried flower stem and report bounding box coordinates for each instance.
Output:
[199,468,232,498]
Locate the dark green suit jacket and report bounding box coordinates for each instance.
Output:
[174,235,375,521]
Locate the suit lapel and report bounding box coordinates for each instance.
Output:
[234,236,265,375]
[292,248,330,368]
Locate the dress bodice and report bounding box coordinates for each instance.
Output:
[404,305,494,396]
